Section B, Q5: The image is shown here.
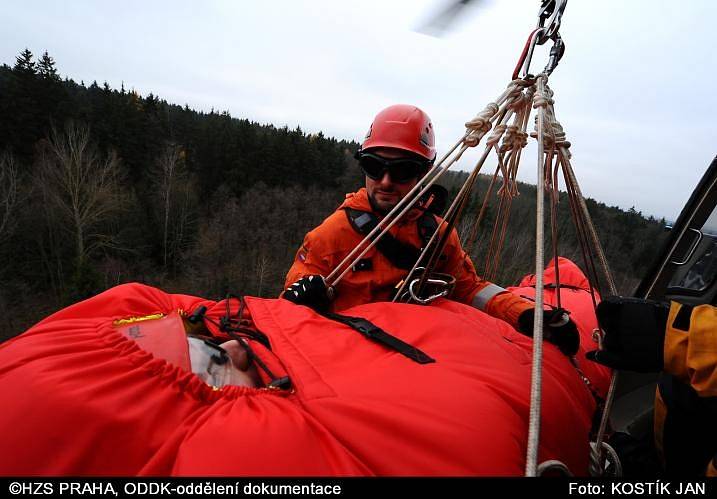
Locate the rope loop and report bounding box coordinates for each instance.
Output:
[530,80,573,153]
[511,78,534,88]
[486,123,507,147]
[506,88,526,109]
[497,179,518,199]
[463,134,481,148]
[533,92,554,109]
[589,441,623,477]
[464,102,499,147]
[501,126,529,153]
[499,125,518,153]
[532,78,554,107]
[537,460,573,477]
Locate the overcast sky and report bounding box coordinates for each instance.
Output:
[2,0,715,220]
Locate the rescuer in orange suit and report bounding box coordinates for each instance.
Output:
[283,104,579,355]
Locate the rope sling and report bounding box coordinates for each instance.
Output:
[325,0,622,477]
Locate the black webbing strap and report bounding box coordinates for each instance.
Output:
[417,211,439,248]
[321,310,435,364]
[527,282,587,292]
[344,208,437,271]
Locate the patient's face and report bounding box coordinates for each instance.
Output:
[220,340,262,388]
[188,338,262,389]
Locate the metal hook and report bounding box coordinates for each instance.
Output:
[408,277,450,305]
[512,28,545,80]
[537,0,568,44]
[512,1,568,80]
[512,30,565,80]
[544,34,565,76]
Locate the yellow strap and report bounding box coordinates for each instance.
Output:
[113,313,165,326]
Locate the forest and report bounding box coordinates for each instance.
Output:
[0,49,668,340]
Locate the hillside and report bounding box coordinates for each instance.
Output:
[0,49,668,338]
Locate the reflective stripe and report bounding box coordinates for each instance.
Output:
[472,283,507,310]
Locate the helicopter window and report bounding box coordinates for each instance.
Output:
[702,204,717,236]
[668,208,717,293]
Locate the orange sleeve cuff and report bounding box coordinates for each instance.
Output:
[484,291,534,330]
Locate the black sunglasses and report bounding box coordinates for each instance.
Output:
[358,152,430,184]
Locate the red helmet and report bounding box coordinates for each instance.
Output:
[361,104,436,161]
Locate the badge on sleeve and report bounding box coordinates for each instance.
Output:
[298,244,308,262]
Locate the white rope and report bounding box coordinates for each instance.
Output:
[522,76,622,477]
[525,74,550,477]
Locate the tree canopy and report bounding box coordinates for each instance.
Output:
[0,49,668,340]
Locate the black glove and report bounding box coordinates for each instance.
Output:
[586,296,670,373]
[282,275,334,310]
[518,307,580,357]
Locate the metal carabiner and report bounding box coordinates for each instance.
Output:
[512,0,568,80]
[512,27,545,80]
[512,27,566,80]
[537,0,568,44]
[544,33,565,76]
[408,277,450,305]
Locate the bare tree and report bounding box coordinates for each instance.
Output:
[255,253,271,296]
[37,122,125,268]
[150,143,195,270]
[0,151,19,241]
[155,144,181,267]
[171,180,195,260]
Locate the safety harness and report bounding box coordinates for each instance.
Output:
[344,208,438,271]
[314,207,442,364]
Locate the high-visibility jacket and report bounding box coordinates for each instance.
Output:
[654,301,717,476]
[284,188,533,329]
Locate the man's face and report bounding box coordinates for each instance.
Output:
[364,147,421,214]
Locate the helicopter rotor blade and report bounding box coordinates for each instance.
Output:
[415,0,487,37]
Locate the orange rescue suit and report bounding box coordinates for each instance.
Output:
[284,188,532,328]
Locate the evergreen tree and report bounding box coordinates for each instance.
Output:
[37,51,59,81]
[3,49,40,158]
[13,48,36,75]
